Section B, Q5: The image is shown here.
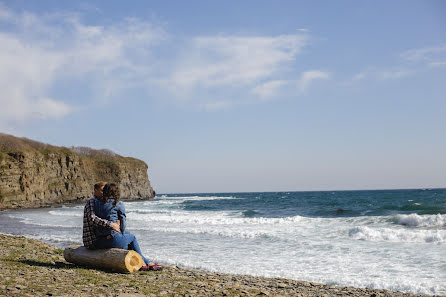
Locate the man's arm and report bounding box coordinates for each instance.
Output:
[86,199,120,232]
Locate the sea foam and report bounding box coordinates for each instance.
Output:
[394,213,446,227]
[349,226,446,243]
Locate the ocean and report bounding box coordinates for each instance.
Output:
[0,189,445,295]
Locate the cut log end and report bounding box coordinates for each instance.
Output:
[64,245,144,273]
[125,250,144,272]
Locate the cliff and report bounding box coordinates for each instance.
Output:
[0,133,155,209]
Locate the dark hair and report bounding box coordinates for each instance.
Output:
[94,181,107,191]
[102,183,120,207]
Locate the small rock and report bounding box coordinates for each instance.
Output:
[278,283,287,288]
[6,286,20,294]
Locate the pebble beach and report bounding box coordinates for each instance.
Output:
[0,234,441,297]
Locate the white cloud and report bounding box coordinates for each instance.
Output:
[428,61,446,67]
[379,69,412,80]
[0,4,318,123]
[401,44,446,62]
[165,34,308,93]
[298,70,330,92]
[251,80,288,99]
[400,44,446,70]
[348,67,413,84]
[0,6,167,128]
[352,72,367,81]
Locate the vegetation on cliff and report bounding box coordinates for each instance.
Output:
[0,133,154,209]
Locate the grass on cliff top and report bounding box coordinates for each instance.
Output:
[0,133,145,166]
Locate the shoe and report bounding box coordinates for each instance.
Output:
[139,263,164,271]
[148,263,164,271]
[139,264,150,271]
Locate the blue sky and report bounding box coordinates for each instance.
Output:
[1,1,445,193]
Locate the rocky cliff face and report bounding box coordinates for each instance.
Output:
[0,134,155,209]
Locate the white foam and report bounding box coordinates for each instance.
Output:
[6,212,80,228]
[128,211,304,225]
[27,233,81,245]
[154,195,236,201]
[349,226,446,243]
[395,213,446,227]
[48,210,83,217]
[132,226,276,239]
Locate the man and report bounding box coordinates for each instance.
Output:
[82,181,120,248]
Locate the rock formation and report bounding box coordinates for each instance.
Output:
[0,133,155,209]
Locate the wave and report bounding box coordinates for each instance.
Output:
[26,234,81,245]
[0,232,80,245]
[132,226,276,240]
[5,214,77,228]
[129,212,304,225]
[394,213,446,227]
[156,195,236,201]
[242,210,260,217]
[48,210,83,217]
[349,226,446,243]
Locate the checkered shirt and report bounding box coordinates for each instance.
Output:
[82,197,111,248]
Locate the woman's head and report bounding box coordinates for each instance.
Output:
[102,183,120,206]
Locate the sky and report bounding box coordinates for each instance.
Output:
[0,0,445,193]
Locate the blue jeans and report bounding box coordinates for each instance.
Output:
[93,232,150,265]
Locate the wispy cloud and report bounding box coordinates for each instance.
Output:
[428,61,446,68]
[0,5,167,128]
[347,43,446,86]
[400,44,446,70]
[379,69,413,80]
[298,70,330,92]
[348,67,413,84]
[401,44,446,62]
[0,4,322,127]
[251,80,288,99]
[352,72,367,81]
[164,34,308,92]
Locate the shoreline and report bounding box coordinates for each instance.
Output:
[0,234,441,297]
[0,196,154,211]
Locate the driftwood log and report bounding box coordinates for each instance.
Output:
[64,245,143,273]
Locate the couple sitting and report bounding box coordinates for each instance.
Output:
[82,181,163,271]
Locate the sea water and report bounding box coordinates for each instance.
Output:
[0,189,445,295]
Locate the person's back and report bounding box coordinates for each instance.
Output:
[93,198,126,237]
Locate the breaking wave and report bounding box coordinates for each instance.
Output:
[394,213,446,227]
[349,226,446,243]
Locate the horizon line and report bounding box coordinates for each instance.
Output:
[158,186,446,195]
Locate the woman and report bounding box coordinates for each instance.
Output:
[92,183,163,271]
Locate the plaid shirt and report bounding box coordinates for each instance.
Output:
[82,197,111,248]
